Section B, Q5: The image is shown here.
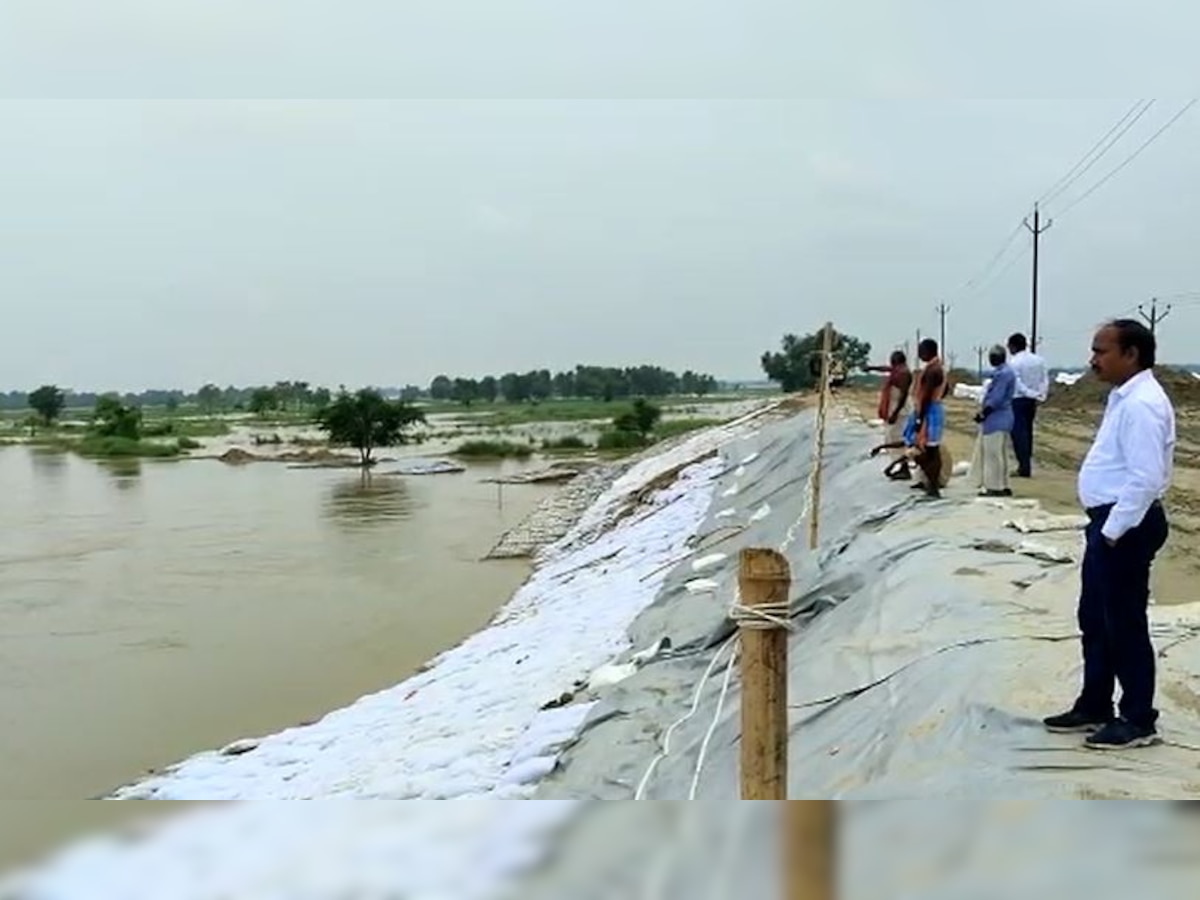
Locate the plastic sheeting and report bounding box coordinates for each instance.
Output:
[538,407,1200,800]
[514,803,1200,900]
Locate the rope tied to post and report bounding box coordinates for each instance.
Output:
[729,598,796,632]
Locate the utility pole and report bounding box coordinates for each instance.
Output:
[1024,202,1053,353]
[935,303,949,358]
[975,345,986,380]
[1138,297,1172,336]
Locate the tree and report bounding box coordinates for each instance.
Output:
[316,388,426,465]
[528,369,553,402]
[499,372,531,403]
[312,386,332,410]
[93,395,142,440]
[760,327,871,392]
[249,387,279,416]
[429,375,453,402]
[196,383,223,415]
[28,385,65,428]
[479,376,498,403]
[451,378,479,406]
[614,397,661,438]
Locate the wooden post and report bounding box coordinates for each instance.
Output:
[808,322,833,550]
[738,547,791,799]
[784,802,835,900]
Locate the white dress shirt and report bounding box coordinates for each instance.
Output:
[1077,368,1175,541]
[1009,349,1049,402]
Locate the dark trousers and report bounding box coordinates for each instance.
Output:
[1075,502,1168,728]
[1011,397,1037,476]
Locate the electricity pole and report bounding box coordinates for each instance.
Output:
[1024,202,1053,353]
[936,303,949,358]
[1138,297,1171,335]
[975,345,986,380]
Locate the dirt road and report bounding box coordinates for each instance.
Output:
[841,384,1200,606]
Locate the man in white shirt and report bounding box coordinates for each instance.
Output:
[1006,332,1049,477]
[1043,319,1174,750]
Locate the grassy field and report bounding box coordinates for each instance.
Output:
[418,393,757,425]
[1,391,766,462]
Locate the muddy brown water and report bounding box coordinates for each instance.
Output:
[0,445,557,868]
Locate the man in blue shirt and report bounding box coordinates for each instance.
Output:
[972,345,1016,497]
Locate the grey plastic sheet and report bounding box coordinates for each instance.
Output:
[512,802,1200,900]
[537,408,1200,801]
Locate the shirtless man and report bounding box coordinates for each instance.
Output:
[907,338,948,497]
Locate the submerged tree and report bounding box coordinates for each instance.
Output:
[317,388,425,466]
[28,384,66,428]
[93,395,143,440]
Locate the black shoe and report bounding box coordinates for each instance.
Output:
[1085,719,1160,751]
[1043,709,1110,734]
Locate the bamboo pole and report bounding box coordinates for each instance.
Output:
[783,802,835,900]
[808,322,833,550]
[737,547,791,799]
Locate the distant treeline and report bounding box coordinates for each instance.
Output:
[427,365,720,405]
[0,382,328,415]
[1,366,722,413]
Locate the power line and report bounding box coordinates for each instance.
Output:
[1052,99,1198,219]
[936,303,950,357]
[1024,204,1053,352]
[950,221,1026,297]
[1139,297,1172,335]
[1038,100,1155,207]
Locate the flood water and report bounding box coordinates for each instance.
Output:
[0,445,554,866]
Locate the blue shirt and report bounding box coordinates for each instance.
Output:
[980,364,1016,435]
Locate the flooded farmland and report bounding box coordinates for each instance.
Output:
[0,439,557,865]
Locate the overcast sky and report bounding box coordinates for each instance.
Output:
[2,2,1198,391]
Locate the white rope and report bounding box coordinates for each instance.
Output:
[633,635,736,800]
[635,360,832,800]
[688,640,739,799]
[728,599,796,632]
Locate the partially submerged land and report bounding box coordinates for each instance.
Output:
[0,392,764,470]
[3,392,1200,896]
[7,394,1199,898]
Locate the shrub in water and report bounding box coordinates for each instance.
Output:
[453,440,534,459]
[597,429,646,451]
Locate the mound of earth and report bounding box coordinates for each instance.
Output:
[218,448,259,464]
[1046,366,1200,410]
[277,448,345,462]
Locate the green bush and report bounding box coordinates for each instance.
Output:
[453,440,534,459]
[77,436,181,458]
[597,429,647,451]
[142,421,176,437]
[177,436,202,451]
[542,435,590,451]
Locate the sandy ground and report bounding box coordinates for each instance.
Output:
[843,386,1198,606]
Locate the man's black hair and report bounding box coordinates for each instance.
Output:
[890,350,907,365]
[1108,318,1157,370]
[918,338,938,357]
[1007,332,1028,352]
